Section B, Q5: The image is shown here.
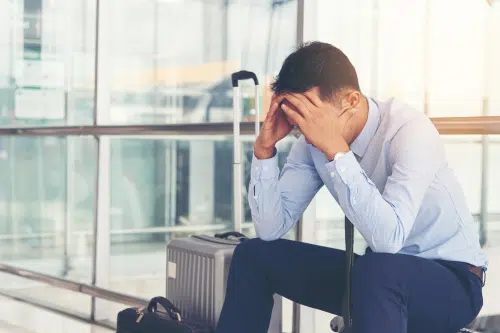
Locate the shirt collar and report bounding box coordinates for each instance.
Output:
[349,96,380,158]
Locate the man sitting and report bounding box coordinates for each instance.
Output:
[216,41,487,333]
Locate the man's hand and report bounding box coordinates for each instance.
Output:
[281,90,350,160]
[254,94,293,159]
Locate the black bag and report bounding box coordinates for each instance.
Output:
[116,296,213,333]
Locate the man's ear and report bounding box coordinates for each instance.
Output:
[340,90,361,111]
[347,91,361,108]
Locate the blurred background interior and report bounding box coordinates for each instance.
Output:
[0,0,499,332]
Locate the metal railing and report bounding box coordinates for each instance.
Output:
[0,116,499,137]
[0,264,149,308]
[0,222,256,241]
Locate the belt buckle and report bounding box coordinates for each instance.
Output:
[471,265,486,287]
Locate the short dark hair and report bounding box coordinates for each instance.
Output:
[271,41,360,101]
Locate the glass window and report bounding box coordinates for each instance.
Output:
[306,0,500,117]
[105,0,297,125]
[0,0,96,127]
[0,136,96,314]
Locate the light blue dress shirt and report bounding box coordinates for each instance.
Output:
[249,96,488,268]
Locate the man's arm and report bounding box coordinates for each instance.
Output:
[249,136,323,241]
[328,117,445,253]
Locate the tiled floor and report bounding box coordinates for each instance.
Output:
[0,296,113,333]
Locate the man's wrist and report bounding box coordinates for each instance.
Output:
[324,140,350,161]
[254,141,276,160]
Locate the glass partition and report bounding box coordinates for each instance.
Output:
[104,0,297,125]
[0,136,96,277]
[0,136,95,316]
[0,0,97,126]
[305,0,500,117]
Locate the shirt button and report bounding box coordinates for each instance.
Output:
[352,198,357,205]
[330,171,335,178]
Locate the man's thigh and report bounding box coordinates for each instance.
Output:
[250,238,352,315]
[352,252,483,333]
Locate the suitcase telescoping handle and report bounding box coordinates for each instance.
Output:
[231,70,260,233]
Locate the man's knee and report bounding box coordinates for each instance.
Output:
[232,237,268,263]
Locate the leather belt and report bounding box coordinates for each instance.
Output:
[468,265,486,287]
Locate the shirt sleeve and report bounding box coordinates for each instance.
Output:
[326,117,445,253]
[249,136,323,241]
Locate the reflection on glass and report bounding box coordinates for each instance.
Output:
[106,0,297,125]
[0,136,96,282]
[0,0,96,126]
[310,0,500,117]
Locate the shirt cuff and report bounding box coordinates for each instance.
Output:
[325,151,363,184]
[251,148,280,180]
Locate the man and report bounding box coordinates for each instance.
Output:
[215,42,487,333]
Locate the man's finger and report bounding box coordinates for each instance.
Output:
[268,95,285,118]
[281,102,305,126]
[271,93,285,105]
[283,94,311,118]
[303,89,323,107]
[291,93,315,111]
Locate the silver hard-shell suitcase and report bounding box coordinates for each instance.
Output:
[166,71,282,332]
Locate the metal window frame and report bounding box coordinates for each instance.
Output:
[479,4,495,247]
[91,0,112,322]
[0,117,499,137]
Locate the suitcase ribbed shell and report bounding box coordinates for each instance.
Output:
[166,235,281,332]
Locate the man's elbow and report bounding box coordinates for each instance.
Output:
[253,211,287,241]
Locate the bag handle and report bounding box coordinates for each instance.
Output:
[147,296,181,321]
[214,231,248,241]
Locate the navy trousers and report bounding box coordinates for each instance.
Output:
[215,238,483,333]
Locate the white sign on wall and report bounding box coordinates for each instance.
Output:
[15,59,65,88]
[15,88,65,119]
